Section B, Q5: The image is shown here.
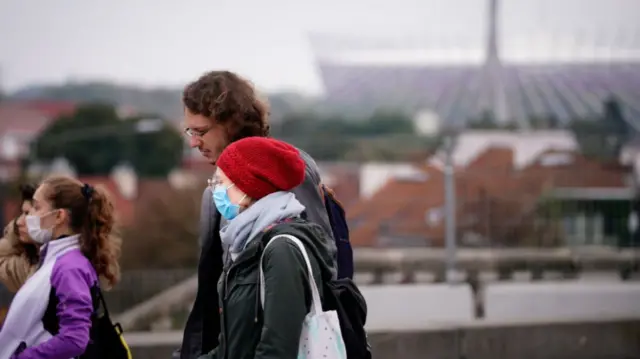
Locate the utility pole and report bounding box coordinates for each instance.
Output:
[444,134,457,284]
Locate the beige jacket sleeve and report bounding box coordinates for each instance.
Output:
[0,221,35,292]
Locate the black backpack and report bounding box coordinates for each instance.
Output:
[320,184,354,280]
[80,284,132,359]
[13,284,132,359]
[323,278,372,359]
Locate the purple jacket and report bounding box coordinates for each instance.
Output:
[0,235,98,359]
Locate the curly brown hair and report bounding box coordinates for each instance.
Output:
[41,176,121,288]
[19,183,36,203]
[16,183,39,264]
[182,70,270,142]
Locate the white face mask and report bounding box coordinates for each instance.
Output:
[25,211,56,245]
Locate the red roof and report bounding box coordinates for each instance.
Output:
[466,146,514,174]
[318,163,361,207]
[0,105,52,134]
[15,100,77,119]
[347,147,632,248]
[0,100,77,136]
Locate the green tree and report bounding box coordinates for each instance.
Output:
[33,103,127,175]
[32,104,183,177]
[468,110,501,129]
[121,185,202,269]
[528,115,561,129]
[570,97,629,160]
[359,110,414,135]
[273,112,319,138]
[602,97,631,143]
[272,110,423,161]
[124,116,184,178]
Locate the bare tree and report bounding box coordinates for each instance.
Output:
[121,184,203,269]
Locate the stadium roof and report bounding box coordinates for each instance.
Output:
[316,61,640,128]
[310,0,640,129]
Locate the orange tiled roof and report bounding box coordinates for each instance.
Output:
[17,101,77,119]
[347,146,631,247]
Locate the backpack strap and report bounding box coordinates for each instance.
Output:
[261,217,296,234]
[90,283,111,317]
[259,234,323,316]
[320,184,345,209]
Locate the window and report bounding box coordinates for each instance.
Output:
[461,231,485,247]
[395,172,429,182]
[0,134,20,160]
[587,213,604,245]
[425,207,444,227]
[564,212,607,246]
[539,153,574,167]
[628,212,638,233]
[377,234,429,247]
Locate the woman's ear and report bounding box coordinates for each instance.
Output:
[54,209,68,227]
[240,196,254,209]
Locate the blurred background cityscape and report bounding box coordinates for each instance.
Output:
[1,0,639,358]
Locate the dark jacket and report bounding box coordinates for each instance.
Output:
[177,149,336,359]
[199,219,335,359]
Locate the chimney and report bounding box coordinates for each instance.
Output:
[111,163,138,200]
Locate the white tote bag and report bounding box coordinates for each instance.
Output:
[260,234,347,359]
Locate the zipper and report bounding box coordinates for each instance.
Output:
[220,243,265,357]
[254,273,261,323]
[221,251,231,359]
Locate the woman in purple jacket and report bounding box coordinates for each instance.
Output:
[0,176,121,359]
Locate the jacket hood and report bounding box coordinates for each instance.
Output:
[264,218,336,281]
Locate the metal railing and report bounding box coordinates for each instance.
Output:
[352,247,640,283]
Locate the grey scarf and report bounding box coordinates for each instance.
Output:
[220,191,305,260]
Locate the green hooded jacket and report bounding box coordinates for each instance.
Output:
[199,219,335,359]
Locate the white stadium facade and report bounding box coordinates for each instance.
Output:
[310,0,640,129]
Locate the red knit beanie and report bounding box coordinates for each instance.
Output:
[217,137,306,200]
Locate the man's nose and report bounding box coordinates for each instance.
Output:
[188,136,201,148]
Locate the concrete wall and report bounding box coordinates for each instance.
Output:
[362,281,640,330]
[127,318,640,359]
[361,284,474,331]
[115,280,640,332]
[485,281,640,321]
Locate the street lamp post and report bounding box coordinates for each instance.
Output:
[415,109,458,283]
[443,134,457,284]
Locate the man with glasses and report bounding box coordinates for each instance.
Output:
[175,70,337,359]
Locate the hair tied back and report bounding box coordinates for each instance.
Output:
[81,183,95,203]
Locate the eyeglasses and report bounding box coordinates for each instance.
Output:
[183,126,211,138]
[207,176,222,188]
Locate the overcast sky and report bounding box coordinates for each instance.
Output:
[0,0,638,95]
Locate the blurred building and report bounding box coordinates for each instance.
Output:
[311,0,640,129]
[347,130,635,248]
[0,101,77,225]
[0,101,77,181]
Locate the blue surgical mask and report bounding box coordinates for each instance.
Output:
[213,184,243,221]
